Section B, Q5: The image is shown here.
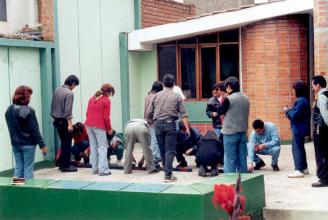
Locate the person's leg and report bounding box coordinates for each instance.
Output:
[314,127,325,174]
[71,142,82,161]
[237,133,248,173]
[293,134,307,171]
[164,122,177,178]
[87,127,99,174]
[316,126,328,183]
[12,147,24,178]
[94,128,110,175]
[223,134,238,173]
[268,146,281,166]
[114,144,124,161]
[150,127,161,162]
[124,124,137,174]
[176,143,188,167]
[136,123,155,172]
[155,122,166,168]
[54,119,72,168]
[214,128,221,138]
[22,145,36,179]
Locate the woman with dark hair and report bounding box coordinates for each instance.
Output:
[85,84,115,176]
[71,122,90,166]
[5,86,48,182]
[283,80,311,178]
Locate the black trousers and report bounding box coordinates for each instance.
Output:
[53,118,72,168]
[314,125,328,183]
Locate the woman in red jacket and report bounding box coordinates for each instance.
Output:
[85,84,115,176]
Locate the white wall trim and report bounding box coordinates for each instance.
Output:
[128,0,313,51]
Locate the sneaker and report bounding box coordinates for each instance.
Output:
[288,170,304,178]
[60,165,78,172]
[254,159,266,170]
[272,165,280,172]
[99,172,111,176]
[12,177,25,185]
[176,162,188,169]
[164,175,177,182]
[312,181,328,187]
[210,168,219,177]
[302,168,309,175]
[92,170,99,174]
[198,165,206,177]
[154,162,161,170]
[148,168,160,174]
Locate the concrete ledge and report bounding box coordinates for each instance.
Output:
[0,174,265,220]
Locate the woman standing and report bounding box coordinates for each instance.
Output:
[85,84,115,176]
[5,86,48,181]
[283,80,311,178]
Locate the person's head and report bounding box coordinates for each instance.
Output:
[211,84,219,98]
[218,82,227,96]
[64,75,80,90]
[224,76,240,94]
[12,85,33,105]
[95,83,115,97]
[292,80,308,98]
[312,75,327,93]
[73,122,85,136]
[162,74,175,88]
[252,119,265,135]
[150,81,163,94]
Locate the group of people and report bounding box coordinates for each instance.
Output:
[5,72,328,187]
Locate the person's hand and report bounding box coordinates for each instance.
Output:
[248,163,254,173]
[258,144,265,151]
[68,124,73,133]
[282,105,289,112]
[107,129,114,136]
[41,146,48,156]
[212,112,218,117]
[185,148,193,155]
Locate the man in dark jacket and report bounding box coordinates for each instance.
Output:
[206,84,222,137]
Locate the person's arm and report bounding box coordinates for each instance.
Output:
[146,97,155,124]
[247,131,257,164]
[263,125,280,148]
[285,99,304,122]
[206,100,215,118]
[216,97,230,116]
[103,99,113,134]
[29,109,48,154]
[318,94,328,125]
[64,92,74,132]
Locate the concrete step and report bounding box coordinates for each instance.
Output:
[264,208,328,220]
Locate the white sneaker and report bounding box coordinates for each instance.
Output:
[288,170,304,178]
[302,168,309,175]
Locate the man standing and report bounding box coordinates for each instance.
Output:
[147,74,190,182]
[206,84,222,137]
[51,75,79,172]
[217,76,250,173]
[311,75,328,187]
[247,119,281,172]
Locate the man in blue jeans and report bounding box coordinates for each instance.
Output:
[247,119,281,172]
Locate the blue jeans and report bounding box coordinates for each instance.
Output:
[223,132,248,173]
[292,133,308,171]
[107,144,124,161]
[12,145,36,179]
[71,141,89,161]
[87,127,110,174]
[150,127,161,162]
[214,128,221,138]
[248,145,281,166]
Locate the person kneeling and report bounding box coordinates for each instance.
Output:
[71,122,90,166]
[197,130,223,177]
[247,119,281,172]
[107,131,125,166]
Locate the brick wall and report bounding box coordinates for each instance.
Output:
[242,15,309,140]
[141,0,196,28]
[39,0,54,41]
[314,0,328,76]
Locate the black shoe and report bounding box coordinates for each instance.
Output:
[198,165,206,177]
[254,160,266,170]
[60,165,78,172]
[99,172,111,176]
[210,168,219,177]
[272,165,280,171]
[176,162,188,169]
[312,181,328,187]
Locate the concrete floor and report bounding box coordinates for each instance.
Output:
[35,142,328,213]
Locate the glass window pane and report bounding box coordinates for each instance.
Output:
[198,33,218,43]
[219,29,239,42]
[178,37,197,44]
[180,48,196,99]
[158,46,177,81]
[201,47,217,99]
[220,44,239,81]
[0,0,7,21]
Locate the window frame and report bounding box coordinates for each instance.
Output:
[0,0,7,22]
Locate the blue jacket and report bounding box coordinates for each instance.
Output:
[285,97,311,137]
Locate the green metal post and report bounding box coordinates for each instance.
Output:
[134,0,141,30]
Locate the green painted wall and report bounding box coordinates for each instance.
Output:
[57,0,135,131]
[0,46,44,172]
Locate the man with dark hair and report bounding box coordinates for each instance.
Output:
[216,76,250,173]
[51,74,80,172]
[311,75,328,187]
[147,74,190,182]
[206,84,222,137]
[247,119,281,172]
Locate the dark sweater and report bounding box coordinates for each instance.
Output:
[206,97,222,129]
[5,105,45,148]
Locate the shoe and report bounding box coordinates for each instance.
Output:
[154,162,161,170]
[312,181,328,187]
[198,165,206,177]
[210,168,219,177]
[148,168,160,174]
[12,177,25,185]
[164,175,177,182]
[83,157,90,165]
[176,162,188,169]
[99,172,111,176]
[272,165,280,172]
[60,165,78,172]
[302,168,309,175]
[254,160,266,170]
[288,170,304,178]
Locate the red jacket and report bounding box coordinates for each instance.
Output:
[85,96,112,131]
[72,126,89,143]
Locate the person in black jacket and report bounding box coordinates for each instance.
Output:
[206,84,222,137]
[197,130,223,177]
[5,86,47,181]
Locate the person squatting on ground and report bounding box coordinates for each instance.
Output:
[85,84,115,176]
[71,122,90,166]
[147,74,190,182]
[51,75,79,172]
[123,119,159,174]
[5,86,48,181]
[247,119,281,172]
[176,121,201,168]
[283,80,311,178]
[197,130,224,177]
[311,76,328,187]
[216,76,250,173]
[144,81,164,169]
[206,83,223,137]
[107,131,125,166]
